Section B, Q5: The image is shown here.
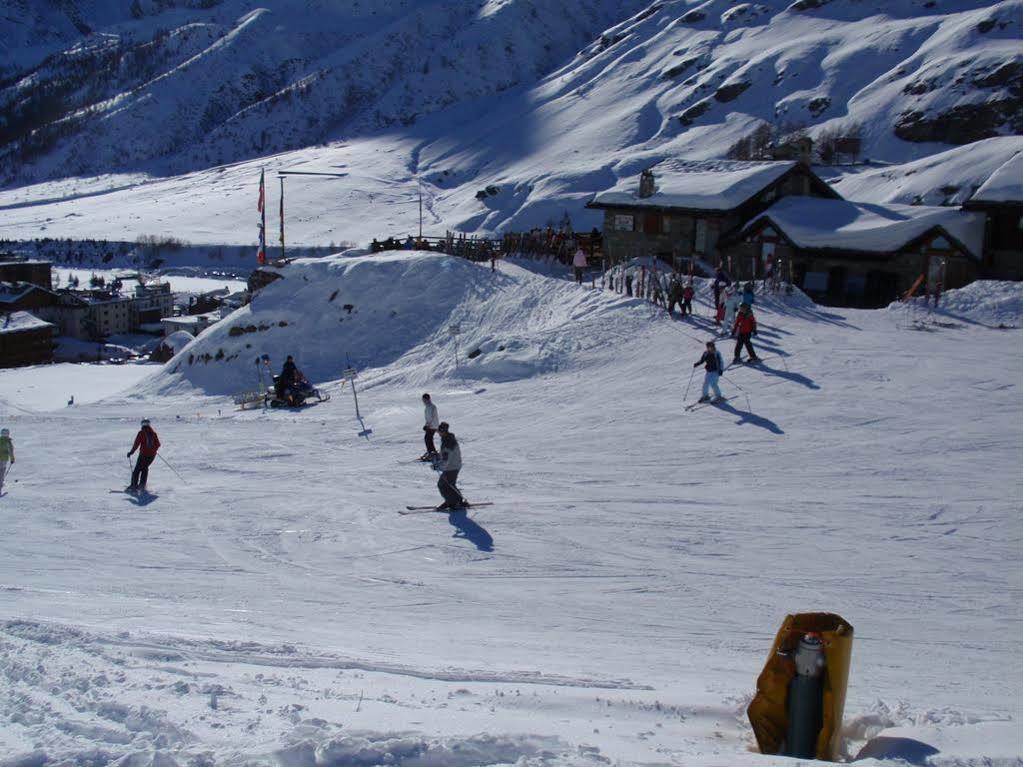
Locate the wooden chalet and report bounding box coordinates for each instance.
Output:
[740,198,986,307]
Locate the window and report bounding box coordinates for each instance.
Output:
[693,219,708,254]
[613,214,634,232]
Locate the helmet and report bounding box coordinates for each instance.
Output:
[1,428,8,437]
[438,421,450,433]
[141,419,151,426]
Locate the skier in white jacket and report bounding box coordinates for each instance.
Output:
[435,422,466,510]
[421,393,440,460]
[723,288,742,334]
[572,247,588,284]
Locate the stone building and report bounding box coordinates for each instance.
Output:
[586,159,837,277]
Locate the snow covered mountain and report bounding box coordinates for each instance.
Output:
[1,0,1022,246]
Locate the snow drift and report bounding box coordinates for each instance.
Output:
[139,251,653,396]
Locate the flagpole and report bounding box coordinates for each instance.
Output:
[279,176,286,260]
[257,167,266,265]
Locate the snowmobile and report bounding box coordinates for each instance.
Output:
[266,374,329,408]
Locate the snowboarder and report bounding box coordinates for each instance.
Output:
[732,304,760,364]
[0,428,14,493]
[723,287,742,333]
[127,419,161,492]
[435,422,466,510]
[682,281,695,316]
[693,341,725,403]
[421,393,440,461]
[573,247,588,284]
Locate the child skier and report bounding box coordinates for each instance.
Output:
[733,304,760,364]
[435,422,466,510]
[693,341,725,403]
[0,428,14,493]
[421,393,440,461]
[127,419,161,492]
[682,282,695,316]
[723,287,742,333]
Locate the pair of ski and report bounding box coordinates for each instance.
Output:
[400,502,492,515]
[684,396,731,412]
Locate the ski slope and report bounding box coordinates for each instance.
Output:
[1,255,1021,766]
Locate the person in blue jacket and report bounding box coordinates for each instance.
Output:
[742,281,755,306]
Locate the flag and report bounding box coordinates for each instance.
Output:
[257,169,265,213]
[257,223,266,265]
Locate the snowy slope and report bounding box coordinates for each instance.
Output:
[1,256,1021,766]
[2,0,1023,247]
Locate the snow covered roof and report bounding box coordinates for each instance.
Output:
[0,311,56,334]
[970,151,1023,205]
[0,282,35,303]
[745,198,986,259]
[589,160,800,211]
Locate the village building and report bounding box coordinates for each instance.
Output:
[133,281,175,327]
[0,255,53,290]
[963,152,1023,281]
[586,159,838,276]
[0,311,56,368]
[739,198,986,307]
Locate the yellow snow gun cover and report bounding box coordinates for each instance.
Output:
[747,612,854,761]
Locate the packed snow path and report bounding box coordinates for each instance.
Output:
[1,264,1021,766]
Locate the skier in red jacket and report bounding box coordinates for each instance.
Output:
[127,418,161,492]
[732,303,760,364]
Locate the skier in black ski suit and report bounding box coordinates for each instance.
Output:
[435,422,466,510]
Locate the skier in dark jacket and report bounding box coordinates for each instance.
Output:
[435,422,466,510]
[732,304,760,364]
[127,419,161,491]
[693,341,725,403]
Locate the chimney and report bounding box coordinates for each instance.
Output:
[638,169,656,199]
[797,136,814,166]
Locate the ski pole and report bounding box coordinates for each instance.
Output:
[722,375,752,411]
[158,454,187,483]
[683,367,697,403]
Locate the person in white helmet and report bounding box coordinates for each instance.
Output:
[127,419,161,492]
[0,428,14,494]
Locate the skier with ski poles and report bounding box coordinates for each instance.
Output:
[693,341,726,404]
[127,418,161,493]
[421,393,440,461]
[435,422,466,510]
[572,246,588,284]
[732,304,760,364]
[0,428,14,494]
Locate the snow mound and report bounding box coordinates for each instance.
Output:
[890,280,1023,327]
[137,251,652,397]
[161,331,195,355]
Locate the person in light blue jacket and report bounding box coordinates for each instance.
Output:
[742,281,755,307]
